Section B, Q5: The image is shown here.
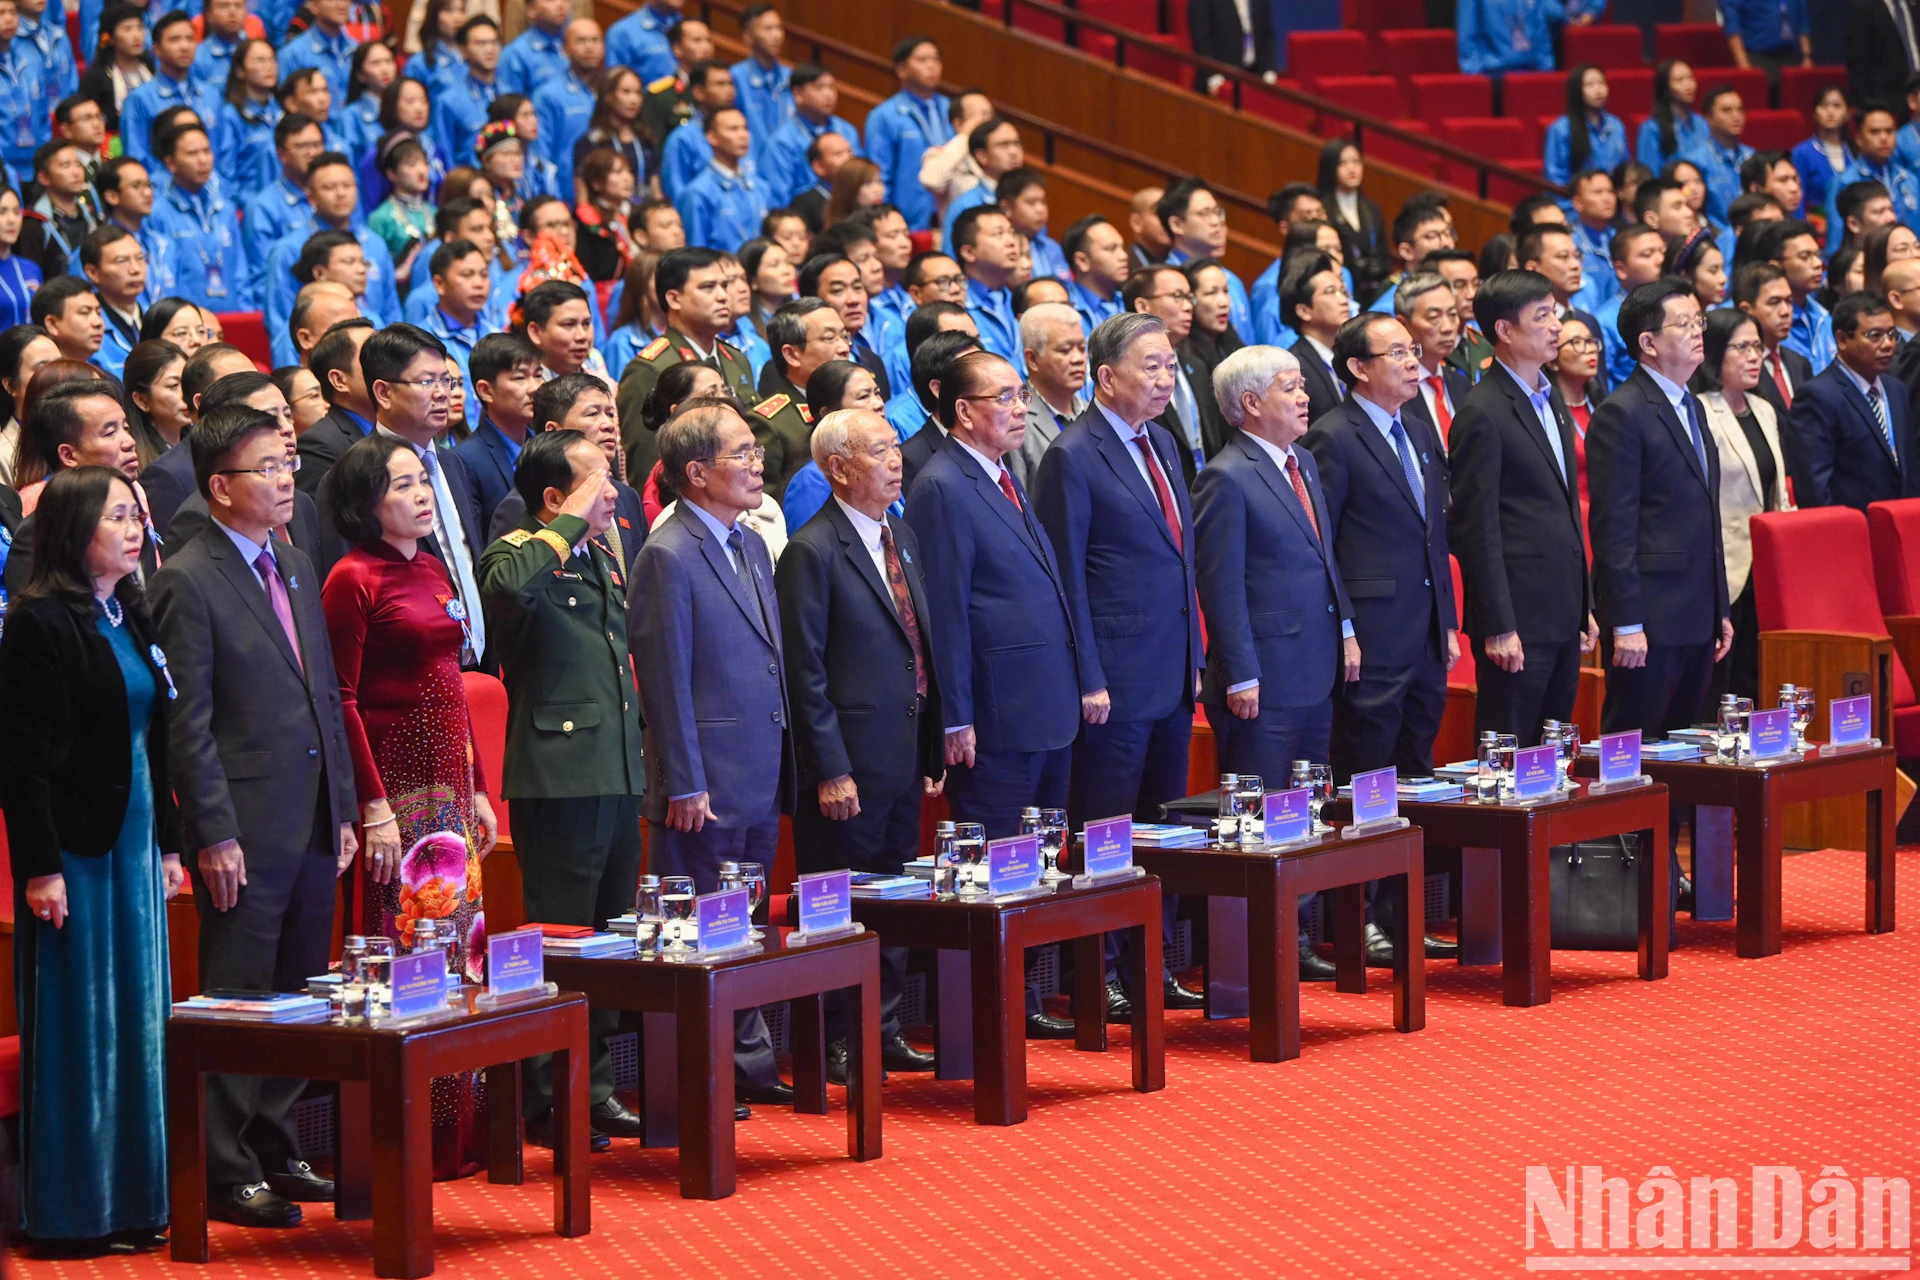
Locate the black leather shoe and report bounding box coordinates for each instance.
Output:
[881,1033,936,1072]
[738,1080,796,1106]
[1104,978,1133,1023]
[1423,933,1459,959]
[114,1229,169,1252]
[1163,976,1206,1009]
[826,1039,852,1086]
[208,1182,301,1228]
[1026,1011,1076,1038]
[263,1157,333,1202]
[1298,943,1338,982]
[589,1097,644,1138]
[526,1115,611,1153]
[735,1104,751,1121]
[1677,873,1696,914]
[1364,922,1396,967]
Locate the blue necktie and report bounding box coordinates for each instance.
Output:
[1389,419,1426,520]
[1681,390,1710,476]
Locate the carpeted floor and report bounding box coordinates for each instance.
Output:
[14,846,1920,1278]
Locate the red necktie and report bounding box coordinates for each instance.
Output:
[997,468,1022,511]
[1770,351,1793,407]
[1426,374,1453,443]
[1285,454,1320,542]
[1132,433,1182,551]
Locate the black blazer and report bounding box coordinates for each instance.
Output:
[1326,191,1390,297]
[150,523,357,862]
[5,506,161,598]
[1447,360,1593,643]
[774,499,944,797]
[0,591,182,881]
[0,482,20,535]
[1785,362,1920,511]
[451,417,524,526]
[294,406,374,497]
[901,418,948,496]
[1752,346,1813,423]
[1187,0,1274,82]
[1301,395,1456,666]
[1848,0,1919,113]
[138,439,198,536]
[1290,338,1347,429]
[1587,369,1730,646]
[165,489,321,562]
[1154,335,1234,478]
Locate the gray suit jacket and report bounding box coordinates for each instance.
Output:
[1007,392,1086,490]
[627,500,796,826]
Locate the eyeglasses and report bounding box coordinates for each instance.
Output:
[393,373,460,392]
[216,456,302,480]
[1659,316,1709,334]
[961,387,1033,408]
[1559,336,1601,353]
[1858,327,1899,344]
[1726,339,1767,355]
[99,508,146,528]
[922,273,966,291]
[1145,291,1194,305]
[1184,205,1227,223]
[704,444,767,465]
[1368,343,1424,362]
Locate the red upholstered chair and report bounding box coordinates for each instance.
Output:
[1410,73,1493,122]
[1009,2,1065,41]
[214,311,271,371]
[1500,71,1565,121]
[1780,66,1848,117]
[1695,66,1767,112]
[1867,498,1920,686]
[1286,30,1370,82]
[1655,23,1733,68]
[1565,24,1645,69]
[1440,118,1537,199]
[462,671,510,847]
[1379,29,1456,85]
[1743,109,1805,152]
[1315,74,1408,124]
[1077,0,1160,31]
[1606,67,1653,117]
[1245,86,1313,131]
[1366,119,1441,177]
[1434,555,1478,768]
[0,1038,17,1120]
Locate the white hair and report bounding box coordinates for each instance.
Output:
[1019,301,1082,357]
[1212,345,1300,426]
[809,408,859,471]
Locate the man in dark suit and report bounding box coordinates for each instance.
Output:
[485,374,647,574]
[1521,223,1605,390]
[1398,271,1473,457]
[899,330,981,493]
[1120,264,1212,485]
[139,343,259,534]
[1589,278,1734,743]
[1303,312,1458,963]
[1034,313,1205,1018]
[775,408,944,1081]
[151,405,358,1229]
[1195,343,1355,980]
[1786,290,1920,510]
[451,332,543,523]
[905,350,1086,1037]
[1283,250,1350,426]
[292,318,378,499]
[1848,0,1920,112]
[1187,0,1274,91]
[630,399,796,1104]
[1448,270,1599,745]
[163,373,321,559]
[1734,262,1813,422]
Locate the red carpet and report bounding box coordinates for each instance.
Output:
[16,847,1920,1278]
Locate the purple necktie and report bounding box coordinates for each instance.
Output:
[254,547,304,674]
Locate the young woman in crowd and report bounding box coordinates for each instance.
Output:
[826,157,886,227]
[1316,137,1389,296]
[1862,221,1920,294]
[573,68,648,202]
[573,149,640,283]
[121,339,189,468]
[777,357,888,530]
[1792,86,1854,224]
[370,136,438,284]
[1544,65,1629,188]
[405,0,466,85]
[1638,60,1706,173]
[139,299,210,356]
[215,38,282,202]
[1665,229,1727,309]
[603,249,664,376]
[1548,314,1600,540]
[0,186,45,330]
[272,364,332,434]
[0,325,60,488]
[345,40,400,162]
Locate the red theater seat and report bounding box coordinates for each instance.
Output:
[1607,67,1653,117]
[1410,74,1493,122]
[214,311,271,371]
[1379,29,1456,84]
[1565,24,1645,69]
[1655,23,1733,68]
[1344,0,1425,32]
[1500,71,1564,122]
[1077,0,1160,34]
[1743,109,1804,152]
[1694,66,1767,111]
[1316,75,1408,124]
[1367,119,1441,177]
[1868,499,1920,696]
[463,671,510,846]
[1009,3,1066,41]
[1287,30,1370,83]
[1780,66,1848,117]
[1245,85,1313,131]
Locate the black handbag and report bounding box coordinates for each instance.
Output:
[1548,835,1676,951]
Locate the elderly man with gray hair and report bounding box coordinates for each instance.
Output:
[1033,311,1207,1018]
[774,408,945,1080]
[1009,301,1090,486]
[1194,343,1356,982]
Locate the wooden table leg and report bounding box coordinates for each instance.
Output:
[1072,933,1108,1052]
[1246,867,1284,1062]
[848,946,882,1161]
[1330,883,1367,994]
[1204,895,1250,1019]
[552,1004,591,1236]
[677,976,736,1199]
[1457,845,1503,965]
[1278,861,1303,1061]
[790,993,828,1114]
[166,1030,209,1264]
[1868,754,1896,935]
[1736,781,1784,958]
[933,948,974,1081]
[1129,887,1165,1093]
[483,1063,524,1185]
[336,1079,373,1219]
[1395,845,1426,1033]
[1690,805,1736,920]
[640,1011,679,1148]
[1502,828,1551,1007]
[1640,807,1670,981]
[369,1041,433,1279]
[971,911,1025,1125]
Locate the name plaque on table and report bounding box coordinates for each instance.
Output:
[389,949,449,1019]
[1263,788,1313,845]
[696,888,752,954]
[986,835,1042,895]
[1749,707,1793,759]
[1831,694,1872,747]
[1513,744,1558,799]
[796,870,853,933]
[1082,816,1134,877]
[1350,767,1398,826]
[1597,730,1643,785]
[487,927,545,997]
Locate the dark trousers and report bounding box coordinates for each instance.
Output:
[645,814,782,1089]
[1206,695,1333,933]
[514,794,643,1116]
[791,780,924,1045]
[945,744,1071,1014]
[1602,635,1717,859]
[1069,706,1193,989]
[1703,579,1761,715]
[193,806,338,1189]
[1473,634,1583,746]
[1334,650,1448,931]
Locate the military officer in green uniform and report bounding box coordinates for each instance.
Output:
[637,22,714,156]
[749,297,855,500]
[616,246,755,485]
[477,428,647,1151]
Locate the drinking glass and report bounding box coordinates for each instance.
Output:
[1494,734,1519,795]
[954,822,986,896]
[1309,764,1335,832]
[1474,732,1501,802]
[931,821,958,897]
[1234,773,1266,845]
[1557,723,1581,789]
[634,875,664,956]
[1215,772,1242,843]
[1034,808,1069,881]
[1733,697,1754,758]
[1783,684,1813,749]
[738,862,768,940]
[1717,695,1742,763]
[717,861,743,893]
[362,936,397,1012]
[338,935,368,1018]
[661,875,696,952]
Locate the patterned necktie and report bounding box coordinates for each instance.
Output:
[726,526,767,633]
[601,514,625,569]
[1132,433,1183,551]
[1389,419,1427,520]
[1284,453,1320,542]
[997,468,1023,511]
[879,525,928,697]
[1425,374,1453,442]
[1870,384,1898,460]
[253,547,304,674]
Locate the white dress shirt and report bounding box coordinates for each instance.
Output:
[833,494,888,581]
[1496,358,1567,481]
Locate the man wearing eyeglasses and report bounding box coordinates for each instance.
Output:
[1158,178,1251,336]
[1787,289,1920,510]
[1284,251,1352,428]
[1587,279,1731,743]
[1125,264,1210,486]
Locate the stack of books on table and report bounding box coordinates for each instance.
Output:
[902,857,936,880]
[1580,739,1703,760]
[1396,777,1466,801]
[541,932,633,957]
[175,991,331,1022]
[849,873,925,898]
[1434,761,1480,781]
[1132,823,1207,848]
[607,914,639,935]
